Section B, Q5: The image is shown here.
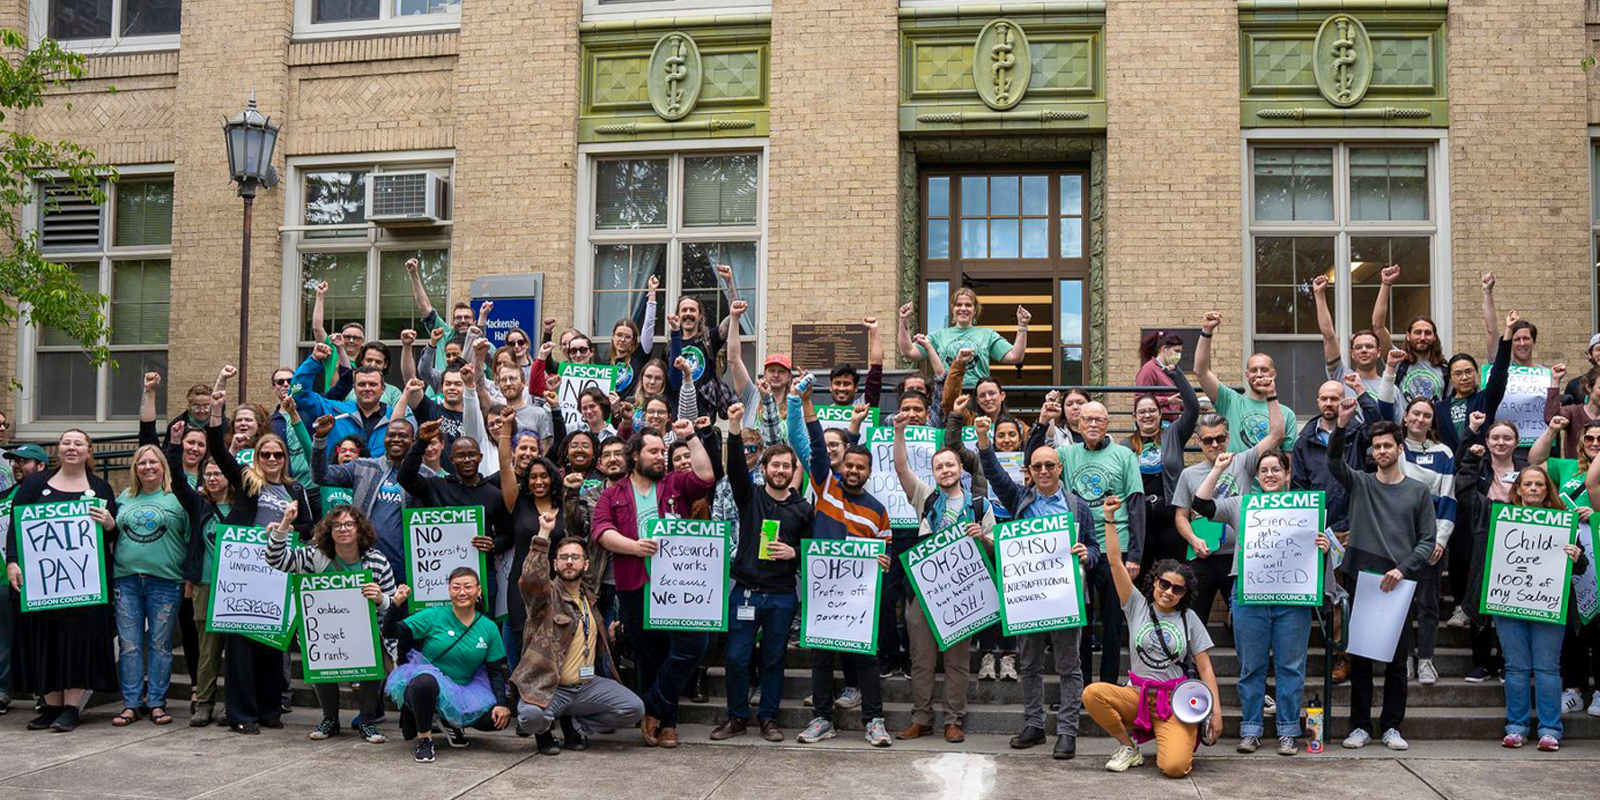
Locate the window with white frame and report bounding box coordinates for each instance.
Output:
[31,174,172,422]
[34,0,180,51]
[1247,142,1441,412]
[286,157,452,386]
[583,0,769,19]
[584,149,763,375]
[293,0,459,38]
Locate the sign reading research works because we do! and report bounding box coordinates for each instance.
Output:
[296,571,385,683]
[558,362,617,432]
[800,538,884,655]
[403,506,487,613]
[865,425,941,528]
[1481,503,1576,624]
[1482,364,1554,446]
[995,513,1086,635]
[901,523,1000,651]
[1235,491,1325,607]
[207,525,297,636]
[644,518,730,632]
[14,499,108,612]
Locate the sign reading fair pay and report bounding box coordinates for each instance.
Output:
[15,499,109,612]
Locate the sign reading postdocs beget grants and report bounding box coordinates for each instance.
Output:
[901,523,1001,651]
[403,506,488,613]
[296,571,385,683]
[14,498,108,612]
[994,513,1086,635]
[799,538,885,654]
[1235,491,1325,607]
[1481,503,1576,624]
[643,518,730,632]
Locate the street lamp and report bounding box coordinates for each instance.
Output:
[222,91,280,402]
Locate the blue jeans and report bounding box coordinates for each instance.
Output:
[1233,603,1312,738]
[1497,617,1565,739]
[724,587,797,722]
[113,575,182,710]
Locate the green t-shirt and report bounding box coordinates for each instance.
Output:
[113,490,191,582]
[1057,440,1143,551]
[198,503,230,585]
[1546,458,1592,509]
[633,483,660,538]
[0,486,16,562]
[1210,384,1297,455]
[403,605,506,685]
[927,325,1011,388]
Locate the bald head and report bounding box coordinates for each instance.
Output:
[1245,353,1277,398]
[1317,380,1344,421]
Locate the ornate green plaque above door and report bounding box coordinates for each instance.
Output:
[648,32,703,121]
[975,19,1031,111]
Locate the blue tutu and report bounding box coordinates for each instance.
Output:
[384,650,496,728]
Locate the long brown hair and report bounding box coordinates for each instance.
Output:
[241,433,291,496]
[1510,466,1566,511]
[310,506,378,560]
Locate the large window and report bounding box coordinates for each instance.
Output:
[583,149,764,374]
[1247,142,1442,411]
[36,0,180,50]
[294,0,458,38]
[30,175,172,423]
[286,156,452,387]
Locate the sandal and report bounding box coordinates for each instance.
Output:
[149,707,173,725]
[111,708,141,727]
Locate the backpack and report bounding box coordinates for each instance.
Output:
[920,490,991,533]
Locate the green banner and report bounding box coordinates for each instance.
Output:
[296,570,386,682]
[403,506,489,613]
[207,525,297,635]
[1233,491,1325,607]
[995,513,1087,635]
[1480,503,1575,624]
[900,522,1000,651]
[14,498,109,612]
[799,538,884,654]
[643,518,731,632]
[816,405,877,431]
[558,362,619,431]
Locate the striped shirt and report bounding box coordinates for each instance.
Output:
[265,526,399,616]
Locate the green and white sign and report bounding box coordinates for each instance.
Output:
[1481,364,1554,446]
[1481,503,1575,624]
[901,522,1000,650]
[865,425,942,527]
[995,513,1086,635]
[14,498,108,612]
[246,601,298,651]
[207,525,297,635]
[1575,517,1600,625]
[403,506,488,613]
[816,404,876,432]
[1234,491,1325,606]
[643,518,730,632]
[799,538,884,654]
[297,570,385,682]
[558,362,618,432]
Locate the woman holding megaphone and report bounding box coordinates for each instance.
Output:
[1083,495,1223,778]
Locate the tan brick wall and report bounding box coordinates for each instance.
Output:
[1449,2,1592,367]
[286,34,458,156]
[1104,0,1243,387]
[765,0,901,357]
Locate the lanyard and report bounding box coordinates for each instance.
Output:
[571,591,592,665]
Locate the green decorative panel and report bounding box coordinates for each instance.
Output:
[1031,40,1093,91]
[1239,2,1447,128]
[579,15,770,143]
[913,44,976,95]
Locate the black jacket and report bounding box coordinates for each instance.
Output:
[727,432,810,594]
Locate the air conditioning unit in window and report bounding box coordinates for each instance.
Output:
[366,171,450,226]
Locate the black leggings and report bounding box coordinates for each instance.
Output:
[404,673,494,734]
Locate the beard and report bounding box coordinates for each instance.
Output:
[765,471,792,491]
[637,461,665,481]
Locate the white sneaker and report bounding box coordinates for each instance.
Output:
[1588,694,1600,717]
[1447,607,1470,628]
[1417,659,1438,686]
[1263,695,1277,713]
[998,654,1019,681]
[1342,729,1371,749]
[1382,728,1409,751]
[1105,745,1144,772]
[977,653,997,681]
[1561,688,1583,714]
[836,687,862,709]
[802,694,813,707]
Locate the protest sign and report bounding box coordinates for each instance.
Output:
[644,518,730,632]
[994,513,1086,635]
[901,523,1001,650]
[403,506,488,612]
[558,362,618,431]
[1482,364,1554,446]
[1235,491,1325,606]
[14,498,108,612]
[297,571,385,682]
[207,525,297,635]
[816,404,877,432]
[1346,571,1417,662]
[1575,517,1600,625]
[799,538,884,654]
[865,425,941,528]
[246,598,298,651]
[1481,503,1575,624]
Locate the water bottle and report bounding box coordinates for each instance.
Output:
[1305,692,1325,754]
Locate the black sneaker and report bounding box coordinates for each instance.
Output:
[358,722,387,744]
[535,731,561,756]
[414,737,436,763]
[26,705,63,731]
[230,721,260,735]
[48,707,80,732]
[1464,666,1491,683]
[560,717,587,750]
[445,725,469,747]
[309,718,341,740]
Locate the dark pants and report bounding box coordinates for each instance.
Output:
[725,587,796,722]
[879,535,917,670]
[618,588,664,696]
[1079,559,1126,685]
[1411,560,1442,659]
[315,679,383,722]
[224,635,284,726]
[619,588,708,728]
[1348,579,1414,735]
[405,673,496,734]
[1186,552,1234,626]
[1447,527,1474,615]
[1140,502,1186,575]
[177,596,199,690]
[810,649,883,725]
[1562,618,1600,693]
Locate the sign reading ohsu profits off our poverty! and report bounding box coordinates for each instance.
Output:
[901,523,1001,651]
[14,499,108,612]
[297,571,385,683]
[1481,503,1576,624]
[995,513,1086,635]
[644,518,731,632]
[866,425,940,528]
[800,538,885,654]
[558,362,617,431]
[207,525,297,635]
[403,506,488,613]
[1235,491,1325,606]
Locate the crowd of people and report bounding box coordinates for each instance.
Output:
[1,261,1597,776]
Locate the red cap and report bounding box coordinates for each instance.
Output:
[763,353,793,371]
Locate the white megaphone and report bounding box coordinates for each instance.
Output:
[1171,679,1214,725]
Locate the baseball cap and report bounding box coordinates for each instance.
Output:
[4,444,48,463]
[1589,333,1600,351]
[763,353,793,371]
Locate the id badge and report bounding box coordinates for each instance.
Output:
[736,605,756,621]
[579,665,595,680]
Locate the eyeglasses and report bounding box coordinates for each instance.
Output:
[257,451,285,461]
[272,377,292,386]
[568,346,592,355]
[1028,462,1059,472]
[744,445,760,455]
[555,554,586,563]
[1156,577,1189,596]
[1199,435,1228,446]
[332,521,358,531]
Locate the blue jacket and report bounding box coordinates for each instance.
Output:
[977,443,1102,572]
[291,355,408,462]
[1291,392,1382,532]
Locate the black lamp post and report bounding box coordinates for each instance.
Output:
[222,92,280,402]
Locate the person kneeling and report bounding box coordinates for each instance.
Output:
[513,509,644,751]
[381,569,514,764]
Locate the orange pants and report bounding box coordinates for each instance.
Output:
[1082,682,1197,778]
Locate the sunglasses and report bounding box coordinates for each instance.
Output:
[568,346,593,355]
[1156,577,1189,596]
[257,451,285,461]
[1028,462,1059,472]
[272,377,292,386]
[744,444,760,455]
[1199,435,1228,446]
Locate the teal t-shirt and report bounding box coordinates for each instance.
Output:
[927,325,1011,388]
[633,483,660,538]
[403,605,506,685]
[113,490,191,582]
[1547,458,1592,509]
[198,502,231,585]
[1057,440,1143,551]
[1211,384,1297,454]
